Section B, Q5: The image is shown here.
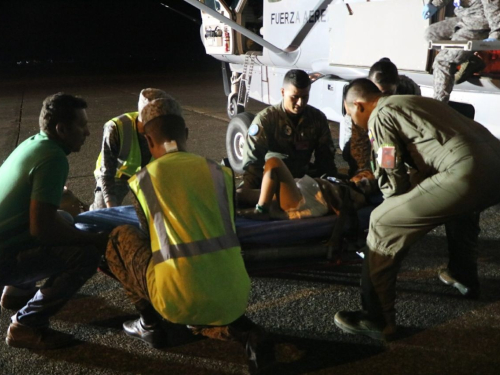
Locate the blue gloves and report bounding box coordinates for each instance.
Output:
[483,38,498,42]
[422,4,438,19]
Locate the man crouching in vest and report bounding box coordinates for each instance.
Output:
[90,88,182,210]
[105,98,269,370]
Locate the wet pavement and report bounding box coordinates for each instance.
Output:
[1,62,500,375]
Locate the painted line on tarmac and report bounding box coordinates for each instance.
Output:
[182,106,228,122]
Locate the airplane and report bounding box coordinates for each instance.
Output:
[182,0,500,173]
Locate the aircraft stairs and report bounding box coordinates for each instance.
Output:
[237,52,259,109]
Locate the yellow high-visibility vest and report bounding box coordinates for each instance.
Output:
[94,112,147,180]
[128,152,250,325]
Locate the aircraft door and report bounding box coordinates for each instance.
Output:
[327,0,430,72]
[201,0,235,55]
[234,0,264,54]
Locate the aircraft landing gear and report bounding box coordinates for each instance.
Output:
[225,112,255,174]
[227,93,245,119]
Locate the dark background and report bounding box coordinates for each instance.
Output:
[0,0,219,72]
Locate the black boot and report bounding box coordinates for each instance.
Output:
[455,54,486,84]
[123,303,167,348]
[123,318,167,348]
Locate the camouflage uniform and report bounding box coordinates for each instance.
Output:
[343,76,421,179]
[242,102,337,188]
[395,75,422,96]
[362,95,500,326]
[90,117,151,210]
[343,119,372,177]
[425,0,500,102]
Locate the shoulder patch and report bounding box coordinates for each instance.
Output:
[377,145,396,169]
[248,124,260,136]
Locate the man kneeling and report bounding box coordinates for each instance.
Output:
[106,99,253,349]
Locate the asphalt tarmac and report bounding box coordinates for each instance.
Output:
[1,62,500,375]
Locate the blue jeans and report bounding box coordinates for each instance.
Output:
[0,244,101,327]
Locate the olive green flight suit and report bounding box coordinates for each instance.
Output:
[362,95,500,325]
[343,75,422,178]
[242,102,337,188]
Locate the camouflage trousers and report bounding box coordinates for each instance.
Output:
[106,225,151,310]
[106,225,261,344]
[425,17,489,102]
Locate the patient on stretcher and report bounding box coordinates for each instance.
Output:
[238,157,366,220]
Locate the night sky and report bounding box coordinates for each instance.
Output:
[0,0,211,68]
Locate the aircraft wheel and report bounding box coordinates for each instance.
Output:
[227,94,245,119]
[226,112,255,174]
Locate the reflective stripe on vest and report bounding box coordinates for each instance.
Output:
[136,158,239,265]
[129,153,249,325]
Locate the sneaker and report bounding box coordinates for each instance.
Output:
[455,55,486,84]
[123,318,167,348]
[6,317,74,350]
[1,286,38,311]
[438,268,480,299]
[334,310,395,340]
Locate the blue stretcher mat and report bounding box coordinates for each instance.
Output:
[75,205,373,247]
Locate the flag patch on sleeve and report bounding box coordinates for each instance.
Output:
[368,129,375,145]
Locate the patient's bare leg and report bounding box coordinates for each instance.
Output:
[258,157,302,211]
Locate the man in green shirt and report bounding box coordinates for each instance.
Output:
[334,79,500,340]
[0,93,108,350]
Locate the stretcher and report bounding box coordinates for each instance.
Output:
[75,205,375,262]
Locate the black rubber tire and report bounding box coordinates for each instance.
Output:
[226,112,255,174]
[227,94,245,119]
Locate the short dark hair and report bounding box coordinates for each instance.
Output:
[345,78,381,105]
[39,93,87,134]
[368,58,399,88]
[283,69,311,89]
[145,114,186,142]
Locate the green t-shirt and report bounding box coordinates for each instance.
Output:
[0,132,69,251]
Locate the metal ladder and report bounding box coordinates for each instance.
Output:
[237,52,257,108]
